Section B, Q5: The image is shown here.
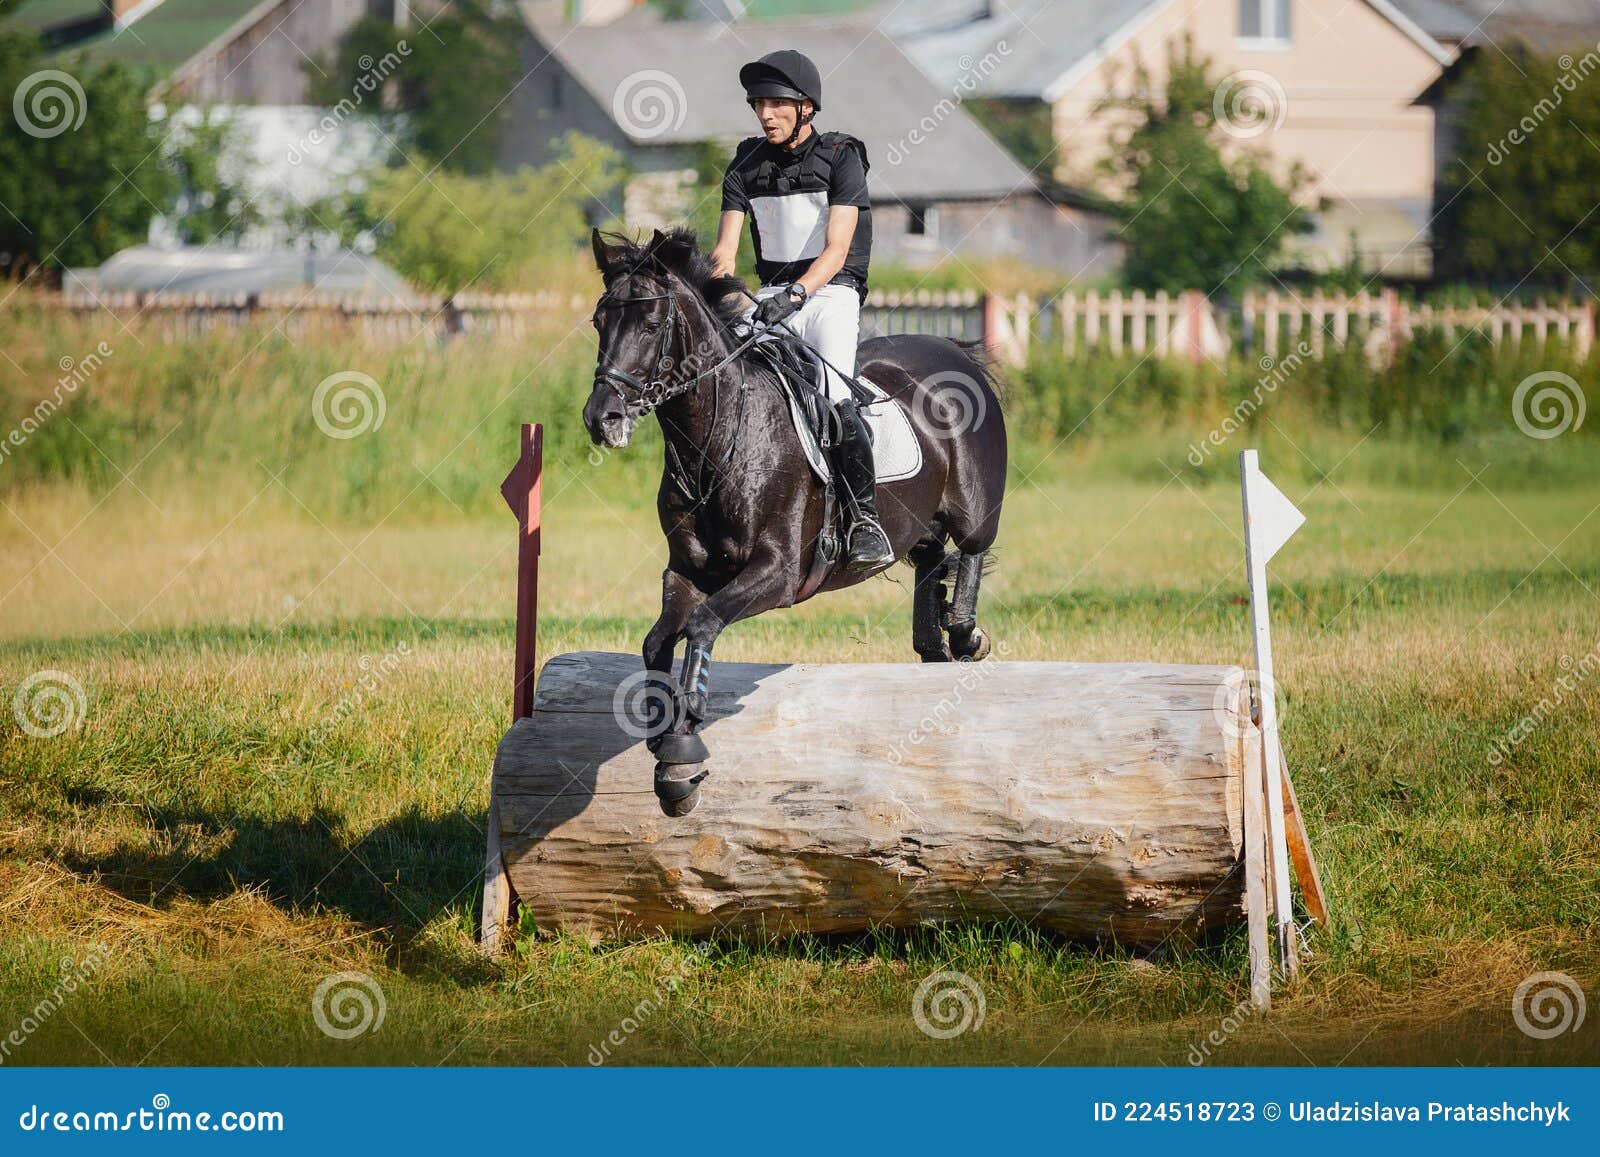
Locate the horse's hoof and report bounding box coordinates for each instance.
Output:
[952,625,992,662]
[659,784,702,817]
[917,648,952,663]
[655,762,707,818]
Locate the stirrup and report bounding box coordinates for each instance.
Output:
[844,516,894,569]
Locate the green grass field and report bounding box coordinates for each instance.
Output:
[2,305,1597,1065]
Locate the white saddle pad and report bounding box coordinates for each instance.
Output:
[785,373,924,486]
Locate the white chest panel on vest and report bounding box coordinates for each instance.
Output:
[750,191,829,265]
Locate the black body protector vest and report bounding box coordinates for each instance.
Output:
[734,130,872,298]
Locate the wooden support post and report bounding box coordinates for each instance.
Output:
[482,422,543,956]
[1278,745,1329,929]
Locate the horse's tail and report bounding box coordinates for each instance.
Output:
[953,339,1005,404]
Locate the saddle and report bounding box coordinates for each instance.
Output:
[744,330,923,601]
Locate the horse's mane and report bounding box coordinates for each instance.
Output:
[592,228,748,332]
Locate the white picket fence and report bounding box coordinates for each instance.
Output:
[30,286,1596,366]
[982,288,1595,366]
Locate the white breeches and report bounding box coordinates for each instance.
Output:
[750,282,861,403]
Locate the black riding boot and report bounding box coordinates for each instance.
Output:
[833,398,895,570]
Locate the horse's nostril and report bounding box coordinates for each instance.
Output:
[603,409,625,424]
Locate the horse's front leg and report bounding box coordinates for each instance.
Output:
[653,550,794,816]
[639,567,706,748]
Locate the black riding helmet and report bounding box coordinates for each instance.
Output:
[739,50,822,110]
[740,51,822,147]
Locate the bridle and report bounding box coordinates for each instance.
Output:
[592,270,763,420]
[592,267,768,512]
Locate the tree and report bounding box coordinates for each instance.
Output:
[309,1,523,175]
[0,24,171,278]
[1432,44,1600,289]
[160,107,263,245]
[1100,39,1308,295]
[357,133,621,290]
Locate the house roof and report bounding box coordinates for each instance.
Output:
[1393,0,1600,51]
[890,0,1453,99]
[40,0,269,79]
[67,244,415,298]
[521,7,1040,202]
[13,1,105,32]
[1387,0,1483,43]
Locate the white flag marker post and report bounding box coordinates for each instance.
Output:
[1239,450,1305,983]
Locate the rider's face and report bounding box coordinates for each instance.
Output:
[750,97,809,145]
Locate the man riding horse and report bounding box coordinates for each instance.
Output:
[583,50,1007,817]
[710,49,894,571]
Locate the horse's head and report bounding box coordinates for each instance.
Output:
[584,228,742,449]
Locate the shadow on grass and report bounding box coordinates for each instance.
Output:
[55,796,494,981]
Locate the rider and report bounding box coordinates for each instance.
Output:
[710,49,895,571]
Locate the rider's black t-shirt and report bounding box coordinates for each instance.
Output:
[720,129,872,296]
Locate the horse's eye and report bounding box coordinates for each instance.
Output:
[642,321,663,334]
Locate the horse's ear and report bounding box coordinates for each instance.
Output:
[591,228,624,277]
[646,229,693,274]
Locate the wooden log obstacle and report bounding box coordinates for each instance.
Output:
[481,424,1327,1008]
[487,650,1257,947]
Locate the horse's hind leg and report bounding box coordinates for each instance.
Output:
[946,550,993,662]
[910,538,952,663]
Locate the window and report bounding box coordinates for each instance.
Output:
[906,204,938,239]
[1239,0,1291,47]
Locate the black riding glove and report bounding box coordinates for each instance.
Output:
[754,284,805,327]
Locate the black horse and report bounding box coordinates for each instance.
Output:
[583,228,1007,815]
